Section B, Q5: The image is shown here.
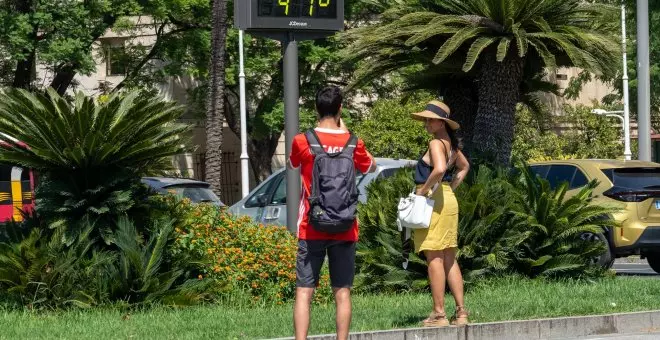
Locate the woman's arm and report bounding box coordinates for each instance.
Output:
[450,150,470,191]
[416,139,448,196]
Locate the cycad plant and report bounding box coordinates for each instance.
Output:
[355,167,429,292]
[354,163,617,293]
[345,0,619,164]
[0,219,114,308]
[455,165,522,281]
[106,216,206,305]
[0,89,189,239]
[0,216,205,309]
[509,165,619,277]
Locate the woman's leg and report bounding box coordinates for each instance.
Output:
[443,247,468,324]
[425,250,447,315]
[442,248,465,308]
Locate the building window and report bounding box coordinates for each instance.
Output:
[556,74,568,80]
[104,42,129,76]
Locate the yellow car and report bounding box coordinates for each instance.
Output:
[529,159,660,271]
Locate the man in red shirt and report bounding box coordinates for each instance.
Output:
[289,86,376,340]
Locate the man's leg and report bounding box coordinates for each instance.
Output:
[294,240,325,340]
[332,287,351,340]
[294,287,315,340]
[327,241,356,340]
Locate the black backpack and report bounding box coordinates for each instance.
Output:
[304,129,359,234]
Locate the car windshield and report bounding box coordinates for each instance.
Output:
[165,185,222,204]
[602,168,660,190]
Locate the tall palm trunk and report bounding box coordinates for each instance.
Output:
[472,49,524,165]
[443,77,478,156]
[205,0,229,195]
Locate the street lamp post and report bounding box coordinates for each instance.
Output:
[592,109,631,160]
[620,2,632,162]
[238,30,250,198]
[637,0,652,161]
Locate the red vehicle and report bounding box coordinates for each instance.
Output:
[0,134,35,222]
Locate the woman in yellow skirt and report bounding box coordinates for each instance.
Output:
[410,100,470,327]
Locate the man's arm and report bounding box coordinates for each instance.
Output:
[288,136,302,170]
[354,139,376,174]
[366,151,376,173]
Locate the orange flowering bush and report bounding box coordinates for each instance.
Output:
[162,196,332,304]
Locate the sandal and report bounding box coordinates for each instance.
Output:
[422,312,450,327]
[450,306,469,326]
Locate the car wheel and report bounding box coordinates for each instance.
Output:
[581,232,614,269]
[646,253,660,274]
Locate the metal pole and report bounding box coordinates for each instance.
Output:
[637,0,652,161]
[621,3,632,161]
[239,30,250,198]
[604,113,626,127]
[284,34,301,234]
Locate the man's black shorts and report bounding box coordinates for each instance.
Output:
[295,240,356,288]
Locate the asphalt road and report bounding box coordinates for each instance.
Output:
[613,259,658,277]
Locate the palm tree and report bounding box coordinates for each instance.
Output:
[345,0,619,164]
[0,89,188,235]
[205,0,229,195]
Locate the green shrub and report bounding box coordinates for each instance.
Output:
[355,163,617,293]
[507,166,617,277]
[454,165,522,281]
[0,89,188,241]
[163,196,332,305]
[355,167,428,292]
[0,90,211,310]
[512,104,623,162]
[352,93,432,160]
[0,213,206,309]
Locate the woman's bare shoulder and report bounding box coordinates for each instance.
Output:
[429,138,450,150]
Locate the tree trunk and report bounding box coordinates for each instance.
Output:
[12,50,35,89]
[11,0,36,89]
[472,49,524,165]
[205,0,229,195]
[443,77,478,156]
[249,136,280,181]
[50,65,77,95]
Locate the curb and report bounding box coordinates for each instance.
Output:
[273,310,660,340]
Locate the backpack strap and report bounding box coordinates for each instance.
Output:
[304,129,325,155]
[341,132,358,157]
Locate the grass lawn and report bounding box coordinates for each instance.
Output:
[2,276,660,339]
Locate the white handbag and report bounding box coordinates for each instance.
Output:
[397,189,434,231]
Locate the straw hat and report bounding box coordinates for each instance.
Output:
[410,100,460,130]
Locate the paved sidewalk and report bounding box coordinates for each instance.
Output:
[274,310,660,340]
[577,332,660,340]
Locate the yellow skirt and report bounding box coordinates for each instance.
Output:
[413,183,459,253]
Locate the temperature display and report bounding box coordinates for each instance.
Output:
[257,0,338,19]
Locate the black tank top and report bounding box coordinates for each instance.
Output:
[414,146,454,185]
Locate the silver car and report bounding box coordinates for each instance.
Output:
[141,177,224,206]
[228,158,415,231]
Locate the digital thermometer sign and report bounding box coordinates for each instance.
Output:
[257,0,337,19]
[235,0,344,33]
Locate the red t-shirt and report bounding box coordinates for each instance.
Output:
[289,128,373,242]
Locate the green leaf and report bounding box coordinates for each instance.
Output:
[463,37,497,72]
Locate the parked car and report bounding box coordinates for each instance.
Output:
[228,158,415,231]
[141,177,224,206]
[0,163,35,223]
[528,159,660,271]
[0,134,35,223]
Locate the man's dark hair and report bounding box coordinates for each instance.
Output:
[315,86,343,118]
